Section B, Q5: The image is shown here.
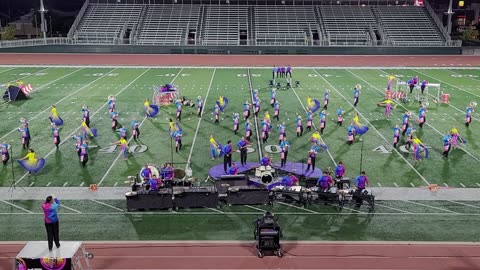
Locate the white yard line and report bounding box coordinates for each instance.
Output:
[0,68,85,141]
[0,200,34,213]
[403,200,458,214]
[3,67,52,85]
[290,85,337,166]
[185,68,216,170]
[15,68,149,185]
[244,205,266,212]
[205,207,224,213]
[356,69,480,164]
[375,203,412,213]
[313,68,430,186]
[61,204,82,214]
[448,200,480,210]
[276,201,320,214]
[89,199,124,212]
[97,68,183,186]
[247,69,263,160]
[0,67,16,74]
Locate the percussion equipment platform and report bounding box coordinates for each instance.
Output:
[226,186,270,205]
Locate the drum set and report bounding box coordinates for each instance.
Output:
[255,165,275,184]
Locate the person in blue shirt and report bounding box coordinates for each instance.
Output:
[42,195,61,251]
[237,137,248,166]
[354,171,369,190]
[317,171,334,191]
[141,164,152,182]
[280,137,290,167]
[223,140,233,173]
[228,163,238,175]
[260,154,271,166]
[443,131,452,158]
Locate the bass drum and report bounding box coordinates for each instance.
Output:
[260,171,273,184]
[139,163,160,182]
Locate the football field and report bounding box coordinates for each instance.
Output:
[1,66,480,188]
[1,65,480,242]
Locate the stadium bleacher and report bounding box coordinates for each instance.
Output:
[70,2,450,47]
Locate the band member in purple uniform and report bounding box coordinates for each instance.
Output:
[243,100,251,120]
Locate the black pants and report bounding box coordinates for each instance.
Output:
[240,149,247,166]
[45,222,60,250]
[224,154,232,173]
[307,157,316,171]
[281,151,288,167]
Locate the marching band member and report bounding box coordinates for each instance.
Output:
[1,144,9,166]
[412,136,428,162]
[353,85,361,107]
[420,80,428,94]
[323,90,330,110]
[49,105,63,126]
[176,100,182,121]
[237,136,249,166]
[335,161,346,179]
[18,149,46,174]
[116,126,127,139]
[387,75,395,91]
[260,154,271,166]
[52,123,60,149]
[281,173,299,186]
[393,124,400,149]
[306,109,313,132]
[405,123,416,149]
[79,141,88,167]
[216,95,229,112]
[354,171,369,191]
[72,134,83,157]
[261,118,270,143]
[270,89,276,108]
[443,131,452,158]
[317,171,334,191]
[210,135,220,160]
[18,126,30,149]
[197,96,203,117]
[82,106,90,127]
[213,104,220,124]
[168,118,176,136]
[110,111,119,131]
[81,119,97,142]
[336,107,344,127]
[108,95,116,113]
[418,105,427,129]
[273,100,281,121]
[254,98,261,117]
[384,99,394,119]
[227,163,238,175]
[277,122,286,145]
[408,76,418,94]
[112,137,129,161]
[223,141,233,173]
[465,102,475,128]
[347,123,355,145]
[401,111,411,136]
[319,110,327,134]
[450,127,464,149]
[173,128,183,153]
[243,100,251,120]
[353,113,369,135]
[280,136,290,167]
[310,130,321,145]
[296,114,303,137]
[306,143,319,172]
[131,119,140,140]
[245,119,252,141]
[233,112,239,134]
[144,99,159,118]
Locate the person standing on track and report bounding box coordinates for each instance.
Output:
[42,194,61,251]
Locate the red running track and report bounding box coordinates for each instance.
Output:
[1,242,480,269]
[0,53,479,67]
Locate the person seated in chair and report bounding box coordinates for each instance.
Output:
[227,162,238,175]
[317,171,334,192]
[281,173,299,187]
[260,154,271,166]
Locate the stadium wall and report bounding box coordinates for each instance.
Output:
[0,45,461,55]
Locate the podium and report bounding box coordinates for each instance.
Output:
[15,241,92,270]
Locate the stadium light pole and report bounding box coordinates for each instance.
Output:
[39,0,48,41]
[445,0,454,34]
